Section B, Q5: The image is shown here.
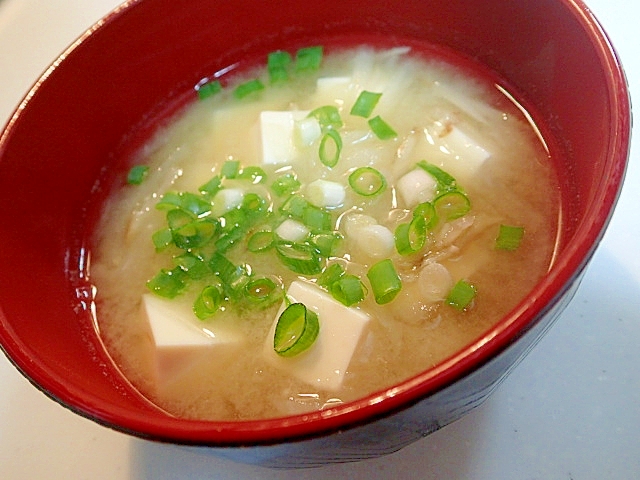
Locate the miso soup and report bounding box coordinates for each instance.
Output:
[88,46,560,420]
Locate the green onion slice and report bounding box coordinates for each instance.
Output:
[127,165,149,185]
[247,230,274,253]
[199,175,223,197]
[174,252,210,279]
[295,46,323,72]
[147,268,187,299]
[220,160,240,179]
[311,231,343,257]
[193,284,224,320]
[496,224,525,251]
[308,105,343,130]
[433,191,471,221]
[273,302,320,357]
[244,277,282,305]
[368,115,397,140]
[349,167,387,197]
[271,173,301,196]
[417,161,458,193]
[267,50,292,83]
[330,274,366,307]
[445,279,476,310]
[275,242,323,275]
[233,78,265,99]
[319,129,342,167]
[367,259,402,305]
[395,215,427,255]
[151,228,173,251]
[238,166,267,184]
[413,201,438,231]
[318,262,345,289]
[350,91,382,118]
[197,79,222,100]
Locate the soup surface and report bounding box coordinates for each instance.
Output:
[89,46,560,420]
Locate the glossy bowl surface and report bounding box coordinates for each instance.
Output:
[0,0,630,466]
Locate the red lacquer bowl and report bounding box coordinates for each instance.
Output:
[0,0,630,467]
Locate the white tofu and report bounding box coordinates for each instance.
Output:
[263,281,370,391]
[306,179,346,208]
[440,126,491,176]
[314,76,353,107]
[141,294,241,386]
[397,168,438,207]
[259,110,310,164]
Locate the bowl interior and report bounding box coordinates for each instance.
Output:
[0,0,630,444]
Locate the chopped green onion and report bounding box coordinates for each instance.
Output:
[350,91,382,118]
[267,50,292,83]
[445,279,476,310]
[413,201,438,231]
[193,284,224,319]
[244,276,282,305]
[241,193,269,222]
[311,231,343,257]
[151,228,173,251]
[197,79,222,100]
[433,191,471,221]
[273,302,320,357]
[496,224,525,251]
[147,268,187,299]
[330,274,366,306]
[308,105,343,130]
[349,166,387,197]
[199,175,223,197]
[302,204,332,232]
[295,46,323,72]
[238,166,267,184]
[271,173,301,196]
[173,252,210,279]
[127,165,149,185]
[318,262,345,289]
[417,161,458,193]
[275,242,323,275]
[368,115,397,140]
[367,259,402,305]
[171,218,217,250]
[395,215,427,255]
[208,253,249,299]
[155,191,183,211]
[280,194,309,219]
[233,78,265,99]
[247,230,275,253]
[178,192,213,218]
[319,129,342,167]
[220,160,240,179]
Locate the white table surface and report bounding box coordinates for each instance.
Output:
[1,1,638,478]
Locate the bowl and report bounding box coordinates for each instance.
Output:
[0,0,630,468]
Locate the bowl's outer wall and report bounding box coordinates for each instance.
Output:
[0,0,630,454]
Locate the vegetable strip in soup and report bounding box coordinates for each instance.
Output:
[89,46,560,420]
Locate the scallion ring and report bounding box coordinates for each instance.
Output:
[273,302,320,357]
[318,129,342,167]
[348,167,387,197]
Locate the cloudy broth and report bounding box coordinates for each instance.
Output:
[89,46,560,420]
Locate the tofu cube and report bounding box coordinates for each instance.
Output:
[141,294,241,386]
[263,281,370,391]
[313,76,357,110]
[441,126,491,176]
[260,110,310,164]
